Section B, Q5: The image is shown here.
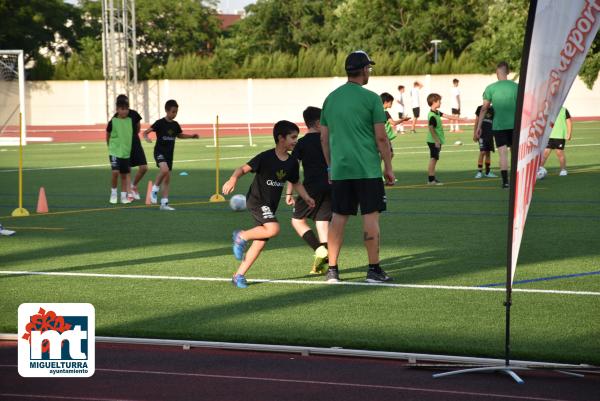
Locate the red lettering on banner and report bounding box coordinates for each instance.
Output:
[559,0,600,71]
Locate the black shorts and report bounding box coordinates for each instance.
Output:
[412,107,420,118]
[248,204,278,226]
[451,108,461,115]
[331,178,386,216]
[154,149,173,170]
[493,129,513,148]
[478,134,495,152]
[293,191,332,221]
[427,142,442,160]
[109,155,130,174]
[547,138,565,149]
[130,140,147,167]
[398,112,405,119]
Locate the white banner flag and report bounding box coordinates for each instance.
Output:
[511,0,600,285]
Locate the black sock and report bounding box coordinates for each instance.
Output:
[485,163,491,175]
[501,170,508,184]
[320,242,328,249]
[368,263,380,271]
[302,230,320,251]
[428,175,435,182]
[329,265,338,271]
[477,164,483,172]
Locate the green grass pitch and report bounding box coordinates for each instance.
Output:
[0,121,599,364]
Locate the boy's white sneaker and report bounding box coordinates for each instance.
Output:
[150,191,158,204]
[160,204,175,211]
[475,171,483,179]
[0,224,16,236]
[130,187,141,200]
[559,169,568,176]
[109,193,118,204]
[121,196,132,204]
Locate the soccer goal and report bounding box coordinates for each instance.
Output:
[0,50,26,146]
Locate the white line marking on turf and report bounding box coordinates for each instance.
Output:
[1,270,598,296]
[0,365,576,401]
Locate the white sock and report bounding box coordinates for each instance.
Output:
[161,198,168,205]
[111,188,117,194]
[120,191,127,199]
[152,185,160,193]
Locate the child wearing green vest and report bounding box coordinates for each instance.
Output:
[106,98,133,204]
[539,107,572,176]
[426,93,460,185]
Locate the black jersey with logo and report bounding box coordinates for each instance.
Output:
[151,118,182,157]
[246,149,300,213]
[291,132,330,195]
[476,106,495,138]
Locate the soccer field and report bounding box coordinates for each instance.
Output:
[0,121,599,365]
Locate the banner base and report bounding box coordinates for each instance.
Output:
[432,364,585,384]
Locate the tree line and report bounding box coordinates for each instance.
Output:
[1,0,598,87]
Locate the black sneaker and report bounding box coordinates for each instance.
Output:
[325,268,340,283]
[502,182,509,189]
[366,267,393,283]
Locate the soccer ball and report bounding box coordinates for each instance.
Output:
[454,140,463,146]
[536,166,547,180]
[229,194,246,211]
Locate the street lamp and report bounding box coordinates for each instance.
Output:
[430,39,442,64]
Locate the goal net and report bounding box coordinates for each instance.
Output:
[0,50,26,146]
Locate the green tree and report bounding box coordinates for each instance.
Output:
[0,0,78,63]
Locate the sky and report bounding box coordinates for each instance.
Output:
[64,0,255,14]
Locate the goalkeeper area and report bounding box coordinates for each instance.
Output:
[0,122,599,365]
[0,51,25,146]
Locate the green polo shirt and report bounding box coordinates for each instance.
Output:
[482,80,518,131]
[321,82,387,180]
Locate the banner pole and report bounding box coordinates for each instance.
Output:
[209,115,225,203]
[504,0,538,368]
[11,112,29,217]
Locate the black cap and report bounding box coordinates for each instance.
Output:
[345,50,376,72]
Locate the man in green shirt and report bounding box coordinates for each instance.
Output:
[320,50,395,284]
[539,107,572,176]
[475,61,518,188]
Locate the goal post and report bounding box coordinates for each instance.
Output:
[0,50,26,146]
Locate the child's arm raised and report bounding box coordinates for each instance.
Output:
[177,132,199,139]
[222,164,252,195]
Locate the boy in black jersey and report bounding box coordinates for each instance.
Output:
[473,105,497,178]
[222,120,315,288]
[143,100,199,211]
[285,107,331,274]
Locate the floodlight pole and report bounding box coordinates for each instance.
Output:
[430,40,442,64]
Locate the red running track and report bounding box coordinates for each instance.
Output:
[1,341,598,401]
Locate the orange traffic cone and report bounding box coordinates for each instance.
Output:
[145,181,153,205]
[36,187,48,213]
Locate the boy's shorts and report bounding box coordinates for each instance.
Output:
[478,134,495,152]
[130,140,147,167]
[427,142,442,160]
[547,138,565,149]
[248,204,278,227]
[109,155,130,174]
[154,149,173,170]
[451,108,461,115]
[293,191,332,221]
[398,112,405,119]
[412,107,420,118]
[493,129,513,148]
[331,178,386,216]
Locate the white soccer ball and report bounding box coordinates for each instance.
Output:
[536,166,547,181]
[454,140,463,146]
[229,194,246,211]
